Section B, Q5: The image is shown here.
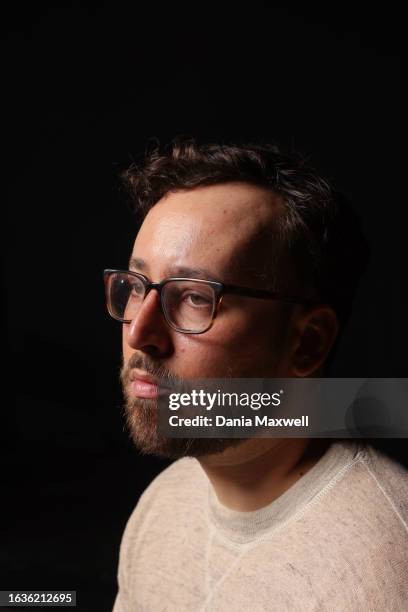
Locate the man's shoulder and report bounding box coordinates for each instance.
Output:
[123,457,206,536]
[358,442,408,525]
[309,441,408,546]
[294,443,408,601]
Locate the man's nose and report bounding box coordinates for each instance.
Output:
[124,289,173,357]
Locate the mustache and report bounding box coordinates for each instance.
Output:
[119,353,184,390]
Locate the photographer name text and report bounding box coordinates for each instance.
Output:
[167,415,309,427]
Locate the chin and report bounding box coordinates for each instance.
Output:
[123,396,244,459]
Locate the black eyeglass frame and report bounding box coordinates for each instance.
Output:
[103,268,317,335]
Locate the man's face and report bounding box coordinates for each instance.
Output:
[120,182,298,458]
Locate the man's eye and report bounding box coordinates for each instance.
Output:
[182,292,212,307]
[130,282,144,296]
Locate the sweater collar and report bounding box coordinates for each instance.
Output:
[206,440,366,544]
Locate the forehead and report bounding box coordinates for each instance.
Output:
[131,182,283,282]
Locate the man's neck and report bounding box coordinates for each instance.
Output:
[198,438,332,512]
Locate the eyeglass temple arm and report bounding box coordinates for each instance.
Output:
[221,283,315,305]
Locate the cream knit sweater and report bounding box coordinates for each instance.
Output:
[113,441,408,611]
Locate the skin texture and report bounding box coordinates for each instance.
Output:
[120,182,339,510]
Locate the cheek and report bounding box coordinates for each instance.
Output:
[216,306,292,372]
[175,308,286,377]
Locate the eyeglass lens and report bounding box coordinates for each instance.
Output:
[108,272,217,333]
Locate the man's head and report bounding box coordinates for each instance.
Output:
[113,139,369,459]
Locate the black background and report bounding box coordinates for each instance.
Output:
[2,2,407,610]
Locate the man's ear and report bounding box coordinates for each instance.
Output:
[291,306,339,377]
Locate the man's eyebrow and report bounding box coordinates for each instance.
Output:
[128,259,223,283]
[128,256,147,271]
[167,266,223,283]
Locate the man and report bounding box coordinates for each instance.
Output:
[107,140,408,611]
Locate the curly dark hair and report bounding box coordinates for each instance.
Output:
[121,138,370,329]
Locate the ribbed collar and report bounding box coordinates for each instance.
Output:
[207,440,367,544]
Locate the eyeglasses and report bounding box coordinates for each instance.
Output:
[103,269,314,334]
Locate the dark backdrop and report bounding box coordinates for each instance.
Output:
[2,3,407,611]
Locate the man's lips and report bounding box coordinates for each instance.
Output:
[130,379,158,398]
[128,369,169,399]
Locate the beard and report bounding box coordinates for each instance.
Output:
[120,353,245,460]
